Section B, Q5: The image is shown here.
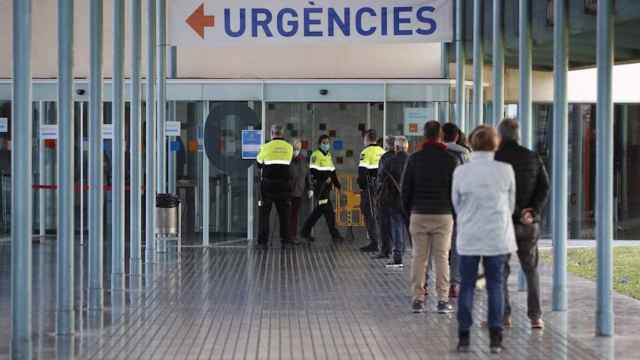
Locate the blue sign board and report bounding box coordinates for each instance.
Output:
[241,129,262,160]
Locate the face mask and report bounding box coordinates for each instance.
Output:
[293,149,301,157]
[320,143,331,152]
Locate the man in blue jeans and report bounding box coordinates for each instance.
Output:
[376,136,409,267]
[452,125,517,353]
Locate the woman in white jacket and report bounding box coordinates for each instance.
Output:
[451,125,517,354]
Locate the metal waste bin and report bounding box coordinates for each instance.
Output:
[155,193,182,253]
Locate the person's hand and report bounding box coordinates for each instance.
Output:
[308,190,314,199]
[520,208,535,225]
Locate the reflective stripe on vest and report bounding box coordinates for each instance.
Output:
[256,139,293,166]
[309,149,336,172]
[358,145,385,169]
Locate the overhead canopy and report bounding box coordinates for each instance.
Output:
[453,0,640,70]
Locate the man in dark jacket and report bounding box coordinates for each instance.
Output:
[373,135,397,259]
[289,138,308,242]
[495,119,550,329]
[378,136,410,267]
[402,121,458,314]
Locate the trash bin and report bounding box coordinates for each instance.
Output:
[156,193,180,236]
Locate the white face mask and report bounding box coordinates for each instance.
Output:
[293,149,301,157]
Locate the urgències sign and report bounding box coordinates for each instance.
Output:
[170,0,453,47]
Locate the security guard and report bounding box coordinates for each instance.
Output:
[358,129,385,252]
[301,135,344,243]
[256,124,296,248]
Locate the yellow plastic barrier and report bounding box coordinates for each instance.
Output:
[334,174,364,227]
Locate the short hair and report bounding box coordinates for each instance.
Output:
[470,125,499,152]
[423,121,442,141]
[442,123,460,143]
[498,119,520,143]
[384,136,395,151]
[271,124,284,138]
[394,136,409,152]
[364,129,378,144]
[317,134,330,145]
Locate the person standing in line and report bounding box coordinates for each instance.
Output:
[442,123,471,298]
[289,139,308,243]
[495,119,550,329]
[402,121,457,314]
[377,136,410,267]
[256,125,297,249]
[301,135,344,243]
[358,129,385,253]
[373,135,397,259]
[453,125,517,354]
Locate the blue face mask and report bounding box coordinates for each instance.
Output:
[320,143,331,152]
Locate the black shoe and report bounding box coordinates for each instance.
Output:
[457,331,471,353]
[385,258,403,268]
[411,300,425,313]
[437,301,454,314]
[301,234,315,243]
[282,239,301,246]
[332,234,345,242]
[360,244,378,253]
[372,252,390,259]
[489,328,503,354]
[254,243,268,250]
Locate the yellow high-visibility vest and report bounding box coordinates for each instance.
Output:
[256,139,293,166]
[309,149,336,172]
[358,145,385,170]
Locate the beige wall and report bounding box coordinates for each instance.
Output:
[0,0,444,79]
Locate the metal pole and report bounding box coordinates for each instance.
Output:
[130,0,143,277]
[519,0,533,149]
[455,0,466,131]
[202,101,210,247]
[168,46,177,194]
[472,0,483,127]
[11,0,33,356]
[56,0,75,336]
[492,0,504,126]
[157,0,167,194]
[227,176,232,233]
[596,0,615,337]
[80,102,84,245]
[382,83,387,137]
[146,0,157,256]
[517,0,533,293]
[247,165,254,242]
[39,101,45,237]
[88,0,104,311]
[552,0,568,312]
[111,0,126,291]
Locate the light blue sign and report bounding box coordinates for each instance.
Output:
[241,129,262,159]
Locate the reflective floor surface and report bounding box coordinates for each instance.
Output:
[0,236,636,359]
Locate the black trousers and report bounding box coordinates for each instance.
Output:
[378,208,392,254]
[504,223,542,321]
[361,189,378,246]
[301,198,340,238]
[258,194,291,245]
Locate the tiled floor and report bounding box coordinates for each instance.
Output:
[0,237,633,359]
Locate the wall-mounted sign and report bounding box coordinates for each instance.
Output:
[170,0,453,47]
[40,125,58,140]
[403,107,433,136]
[241,129,262,159]
[0,118,7,133]
[166,121,181,137]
